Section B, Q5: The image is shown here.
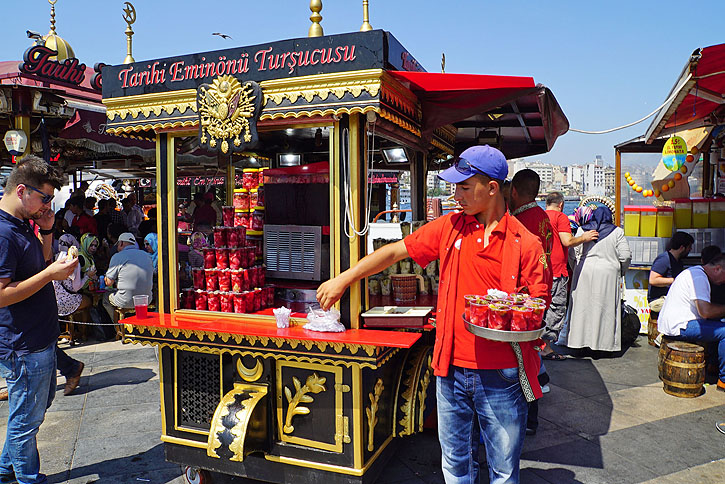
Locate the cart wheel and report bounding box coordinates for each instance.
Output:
[184,466,210,484]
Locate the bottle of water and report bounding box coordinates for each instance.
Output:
[99,276,106,291]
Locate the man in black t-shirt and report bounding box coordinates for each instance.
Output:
[648,231,694,314]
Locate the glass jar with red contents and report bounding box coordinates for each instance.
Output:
[213,227,227,248]
[203,248,216,269]
[525,302,546,330]
[234,209,248,228]
[250,188,258,208]
[251,209,264,231]
[207,291,221,312]
[242,268,252,291]
[221,206,235,227]
[463,295,480,320]
[230,269,243,292]
[215,248,229,270]
[229,248,243,270]
[253,288,263,312]
[469,301,489,327]
[243,291,255,313]
[257,266,265,287]
[181,288,196,309]
[217,269,231,292]
[220,292,234,313]
[233,293,247,313]
[227,227,245,248]
[204,269,218,291]
[263,286,274,308]
[242,168,259,189]
[510,306,533,331]
[487,303,512,330]
[195,290,208,310]
[192,268,205,290]
[233,189,249,210]
[243,247,255,268]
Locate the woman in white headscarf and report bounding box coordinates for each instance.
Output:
[54,234,92,316]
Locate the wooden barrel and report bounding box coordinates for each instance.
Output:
[657,336,674,380]
[661,341,705,398]
[647,316,660,347]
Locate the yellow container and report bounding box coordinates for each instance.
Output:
[710,199,725,228]
[692,199,710,228]
[639,207,657,237]
[656,207,674,237]
[623,206,641,236]
[673,198,692,229]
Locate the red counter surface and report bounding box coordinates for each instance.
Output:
[121,312,421,349]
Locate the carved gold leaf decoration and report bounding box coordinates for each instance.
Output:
[198,75,258,154]
[366,378,384,451]
[417,356,432,432]
[283,373,326,434]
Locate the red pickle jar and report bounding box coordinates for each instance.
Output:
[463,295,479,320]
[510,306,532,331]
[203,248,216,269]
[250,189,258,208]
[469,301,489,327]
[222,206,235,227]
[238,212,251,229]
[217,269,231,292]
[257,266,266,287]
[487,303,512,330]
[213,227,226,248]
[251,210,264,231]
[230,270,243,292]
[243,291,255,313]
[253,288,263,312]
[207,291,221,312]
[229,248,243,270]
[192,268,205,290]
[204,269,218,292]
[526,303,546,330]
[233,190,246,209]
[264,286,274,307]
[220,292,234,313]
[233,293,246,313]
[215,248,229,270]
[226,227,240,248]
[242,268,251,291]
[195,290,208,310]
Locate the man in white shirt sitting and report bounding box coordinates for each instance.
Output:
[658,255,725,390]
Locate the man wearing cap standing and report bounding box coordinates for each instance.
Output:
[317,145,549,484]
[102,233,153,330]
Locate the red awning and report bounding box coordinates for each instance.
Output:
[388,71,569,158]
[645,43,725,142]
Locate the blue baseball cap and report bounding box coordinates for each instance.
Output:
[438,145,508,184]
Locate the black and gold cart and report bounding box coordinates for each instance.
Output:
[102,9,568,482]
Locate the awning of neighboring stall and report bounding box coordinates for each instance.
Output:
[645,43,725,143]
[388,71,570,158]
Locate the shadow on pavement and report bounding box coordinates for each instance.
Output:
[54,367,156,396]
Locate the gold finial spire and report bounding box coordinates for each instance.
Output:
[122,2,137,64]
[308,0,323,37]
[48,0,57,35]
[441,53,446,73]
[360,0,372,31]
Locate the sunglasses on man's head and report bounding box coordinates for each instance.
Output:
[23,184,54,204]
[454,157,490,178]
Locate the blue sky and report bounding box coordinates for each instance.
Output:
[4,0,724,166]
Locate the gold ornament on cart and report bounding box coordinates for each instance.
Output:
[197,75,262,154]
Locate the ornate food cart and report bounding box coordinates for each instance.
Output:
[102,12,568,483]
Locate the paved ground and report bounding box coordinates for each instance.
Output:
[0,336,723,483]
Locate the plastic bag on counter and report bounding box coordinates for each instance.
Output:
[273,306,292,328]
[303,307,345,332]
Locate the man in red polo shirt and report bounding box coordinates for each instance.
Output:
[544,192,598,344]
[317,145,548,484]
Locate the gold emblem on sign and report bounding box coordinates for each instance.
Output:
[236,357,263,382]
[283,373,326,434]
[197,75,260,154]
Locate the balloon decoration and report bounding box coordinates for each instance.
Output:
[624,145,699,199]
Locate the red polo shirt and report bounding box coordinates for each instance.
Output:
[546,209,571,278]
[513,204,554,290]
[404,211,548,399]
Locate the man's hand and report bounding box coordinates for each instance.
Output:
[37,208,55,231]
[317,275,351,311]
[580,230,598,243]
[46,257,78,281]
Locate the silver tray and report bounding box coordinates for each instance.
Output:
[463,317,545,342]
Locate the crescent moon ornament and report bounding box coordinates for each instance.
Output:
[236,357,263,382]
[122,2,136,26]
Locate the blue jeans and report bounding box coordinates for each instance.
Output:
[679,319,725,381]
[437,366,527,484]
[0,343,56,484]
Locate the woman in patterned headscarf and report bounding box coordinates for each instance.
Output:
[79,233,99,289]
[144,233,158,273]
[565,206,632,353]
